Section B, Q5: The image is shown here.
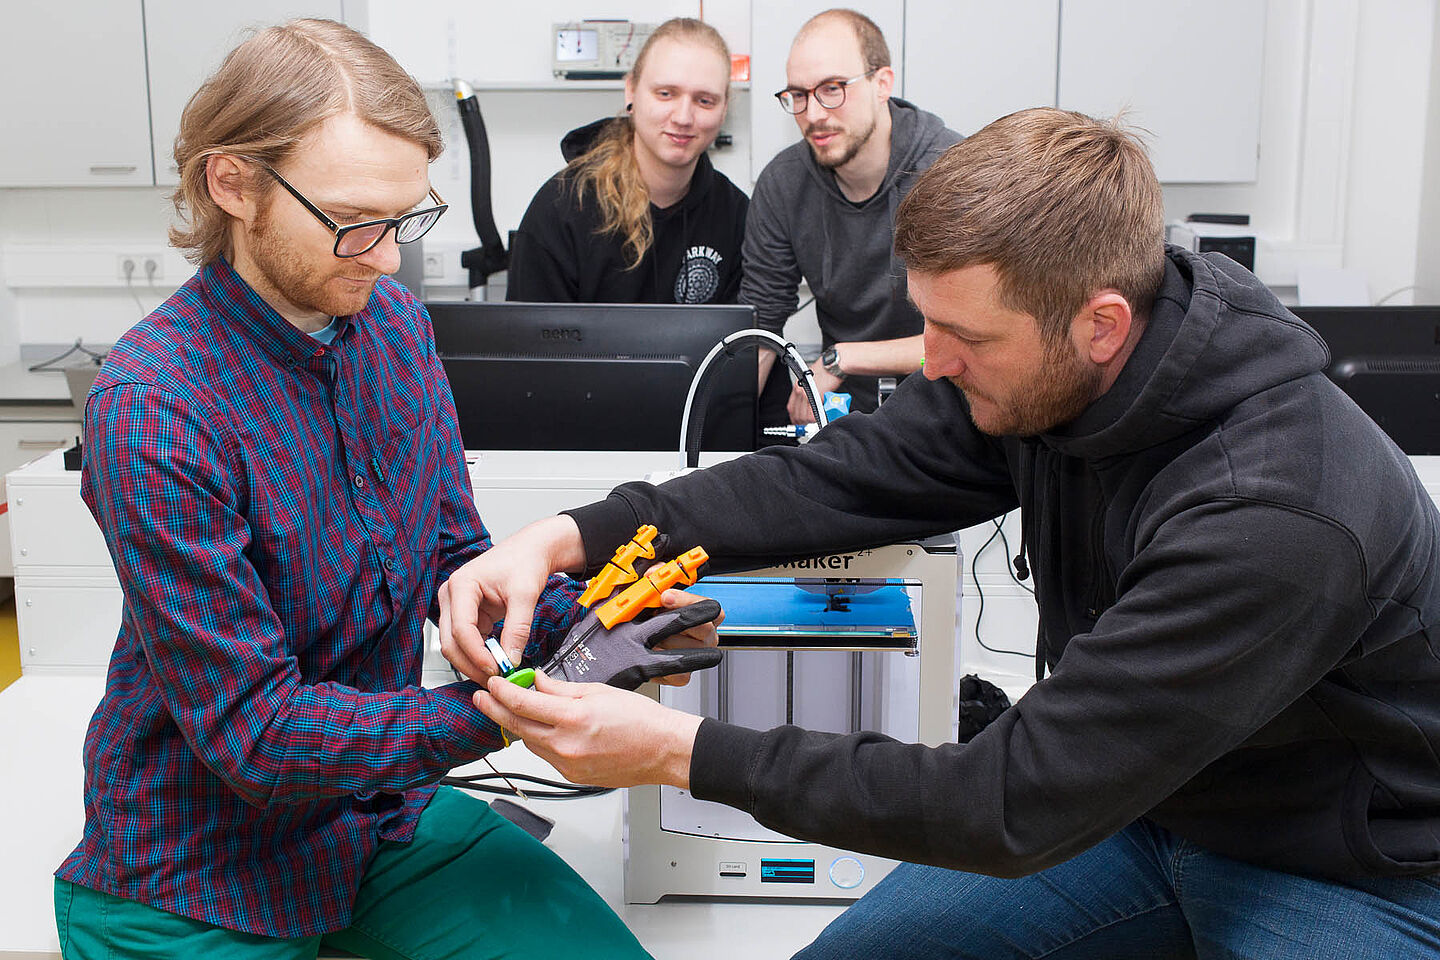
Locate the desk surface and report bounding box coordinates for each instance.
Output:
[0,362,79,408]
[0,676,844,959]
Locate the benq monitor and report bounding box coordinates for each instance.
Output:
[427,301,759,452]
[1292,305,1440,456]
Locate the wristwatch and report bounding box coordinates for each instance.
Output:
[821,345,843,378]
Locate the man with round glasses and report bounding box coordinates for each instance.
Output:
[747,8,961,422]
[54,18,652,960]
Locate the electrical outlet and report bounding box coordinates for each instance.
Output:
[422,252,446,280]
[116,252,164,282]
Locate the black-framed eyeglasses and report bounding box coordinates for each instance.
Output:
[775,70,877,115]
[261,164,447,258]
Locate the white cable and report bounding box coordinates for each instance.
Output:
[678,328,828,470]
[1373,285,1428,306]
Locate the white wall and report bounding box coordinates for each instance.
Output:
[1344,0,1437,304]
[1,0,1436,363]
[1412,0,1440,302]
[1159,0,1436,303]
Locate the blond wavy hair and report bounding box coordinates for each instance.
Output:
[566,18,730,270]
[169,18,443,266]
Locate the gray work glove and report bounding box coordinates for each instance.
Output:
[543,599,724,691]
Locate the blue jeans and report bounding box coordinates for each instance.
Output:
[794,819,1440,960]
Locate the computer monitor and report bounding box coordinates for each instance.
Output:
[1292,305,1440,456]
[427,301,759,451]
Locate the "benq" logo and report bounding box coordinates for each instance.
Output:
[541,328,583,342]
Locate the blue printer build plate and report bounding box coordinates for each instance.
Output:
[693,578,918,648]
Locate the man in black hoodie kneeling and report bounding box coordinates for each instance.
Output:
[460,107,1440,960]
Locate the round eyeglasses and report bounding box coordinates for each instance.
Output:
[262,164,448,258]
[774,70,877,115]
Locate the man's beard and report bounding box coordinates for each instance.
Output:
[248,201,378,320]
[956,339,1101,437]
[808,113,876,170]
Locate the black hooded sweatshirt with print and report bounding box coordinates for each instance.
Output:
[506,118,748,305]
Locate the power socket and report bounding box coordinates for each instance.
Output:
[422,251,446,280]
[116,253,164,282]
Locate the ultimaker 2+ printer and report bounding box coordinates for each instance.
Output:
[625,541,960,903]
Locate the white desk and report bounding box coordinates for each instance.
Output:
[0,675,844,959]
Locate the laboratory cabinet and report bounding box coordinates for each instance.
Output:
[0,0,344,188]
[0,2,153,187]
[0,412,82,578]
[751,0,1266,184]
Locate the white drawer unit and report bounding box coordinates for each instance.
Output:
[16,579,123,673]
[0,420,82,466]
[0,413,82,577]
[9,475,108,570]
[7,451,119,672]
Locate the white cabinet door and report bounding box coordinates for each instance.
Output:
[144,1,345,186]
[0,0,152,186]
[1057,0,1266,183]
[16,580,123,673]
[903,0,1059,137]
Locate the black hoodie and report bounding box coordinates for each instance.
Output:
[506,118,748,305]
[566,247,1440,882]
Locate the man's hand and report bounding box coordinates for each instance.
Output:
[439,515,585,683]
[650,588,723,687]
[789,362,842,424]
[475,670,704,789]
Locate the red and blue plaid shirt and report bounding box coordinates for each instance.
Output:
[57,258,583,937]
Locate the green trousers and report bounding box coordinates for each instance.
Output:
[54,786,650,959]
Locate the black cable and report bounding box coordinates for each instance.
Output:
[441,771,614,801]
[969,514,1034,660]
[28,338,106,373]
[994,520,1036,596]
[444,782,609,800]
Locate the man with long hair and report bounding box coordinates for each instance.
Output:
[54,19,661,959]
[506,18,747,306]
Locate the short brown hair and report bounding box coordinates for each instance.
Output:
[169,18,443,266]
[894,108,1165,341]
[798,9,891,73]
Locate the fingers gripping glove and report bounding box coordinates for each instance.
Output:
[545,599,724,691]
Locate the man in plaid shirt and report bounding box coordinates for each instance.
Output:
[53,19,657,960]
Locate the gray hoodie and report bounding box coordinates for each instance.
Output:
[740,99,961,398]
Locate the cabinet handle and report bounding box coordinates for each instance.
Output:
[17,439,69,449]
[89,164,138,175]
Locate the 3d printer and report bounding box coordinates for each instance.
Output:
[625,541,960,903]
